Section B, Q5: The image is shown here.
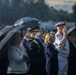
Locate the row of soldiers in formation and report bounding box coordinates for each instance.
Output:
[0,21,76,75]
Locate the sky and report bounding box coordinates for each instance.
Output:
[45,0,76,13]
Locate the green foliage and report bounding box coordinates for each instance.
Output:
[0,0,74,25]
[72,3,76,26]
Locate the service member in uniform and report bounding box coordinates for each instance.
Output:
[20,28,34,54]
[28,31,47,75]
[54,21,70,75]
[22,26,47,75]
[67,27,76,75]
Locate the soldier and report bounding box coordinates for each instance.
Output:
[20,28,33,54]
[28,31,47,75]
[54,21,70,75]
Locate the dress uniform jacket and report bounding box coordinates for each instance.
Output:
[28,38,46,75]
[21,37,34,54]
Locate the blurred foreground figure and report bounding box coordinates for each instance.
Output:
[0,34,9,75]
[7,32,29,75]
[67,27,76,75]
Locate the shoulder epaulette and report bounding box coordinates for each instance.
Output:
[55,33,59,36]
[33,40,38,45]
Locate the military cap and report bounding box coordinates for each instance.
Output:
[55,21,66,27]
[67,27,76,35]
[29,26,40,32]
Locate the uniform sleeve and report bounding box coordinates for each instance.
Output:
[8,47,24,62]
[28,41,37,51]
[22,39,27,48]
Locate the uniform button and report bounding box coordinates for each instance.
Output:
[34,61,36,63]
[38,50,40,53]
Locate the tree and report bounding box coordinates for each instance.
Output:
[0,0,3,25]
[0,0,74,25]
[72,3,76,26]
[1,0,50,25]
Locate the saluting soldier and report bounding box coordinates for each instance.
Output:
[28,30,47,75]
[54,21,70,75]
[20,28,34,54]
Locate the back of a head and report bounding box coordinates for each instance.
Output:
[67,27,76,37]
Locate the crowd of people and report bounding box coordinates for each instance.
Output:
[0,21,76,75]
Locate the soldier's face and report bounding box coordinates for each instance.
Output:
[57,25,66,32]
